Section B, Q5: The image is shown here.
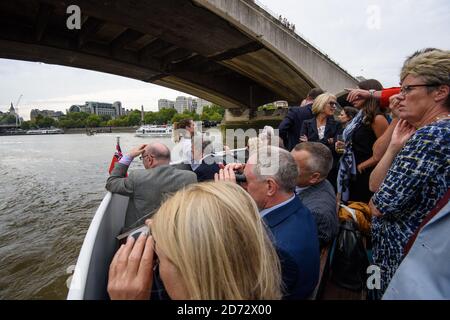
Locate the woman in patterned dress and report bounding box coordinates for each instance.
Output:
[369,48,450,294]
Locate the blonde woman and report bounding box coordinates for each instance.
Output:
[299,93,341,145]
[108,181,282,300]
[300,93,342,190]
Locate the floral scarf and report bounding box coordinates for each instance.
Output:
[337,110,364,202]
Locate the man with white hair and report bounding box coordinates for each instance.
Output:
[216,146,320,299]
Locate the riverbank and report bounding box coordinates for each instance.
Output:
[0,126,138,136]
[65,126,137,134]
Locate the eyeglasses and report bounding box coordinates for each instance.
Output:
[400,84,440,96]
[328,101,337,107]
[139,153,154,161]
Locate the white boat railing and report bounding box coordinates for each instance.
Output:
[67,192,112,300]
[67,192,129,300]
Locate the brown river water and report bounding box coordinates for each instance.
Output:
[0,133,176,299]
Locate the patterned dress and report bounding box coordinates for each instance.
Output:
[371,119,450,293]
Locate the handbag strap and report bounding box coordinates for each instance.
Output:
[403,188,450,256]
[340,204,358,224]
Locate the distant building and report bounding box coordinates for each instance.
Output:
[3,103,23,124]
[192,98,211,115]
[175,96,193,113]
[158,99,175,111]
[30,109,65,120]
[158,96,211,114]
[68,101,124,119]
[9,103,16,116]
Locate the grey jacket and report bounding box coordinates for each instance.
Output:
[297,179,339,248]
[106,163,197,230]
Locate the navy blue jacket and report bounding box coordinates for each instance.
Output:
[278,104,314,151]
[263,196,320,299]
[300,116,341,146]
[192,155,221,182]
[194,163,220,182]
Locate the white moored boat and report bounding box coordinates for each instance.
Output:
[26,128,64,134]
[135,125,172,137]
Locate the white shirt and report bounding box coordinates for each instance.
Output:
[180,136,192,164]
[318,125,325,140]
[259,194,296,218]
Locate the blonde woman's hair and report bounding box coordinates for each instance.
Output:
[152,181,282,300]
[311,93,336,115]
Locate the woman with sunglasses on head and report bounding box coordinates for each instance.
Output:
[336,79,389,203]
[299,93,342,190]
[107,181,282,300]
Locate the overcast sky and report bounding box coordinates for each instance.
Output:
[1,0,449,120]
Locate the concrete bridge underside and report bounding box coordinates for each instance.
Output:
[0,0,357,111]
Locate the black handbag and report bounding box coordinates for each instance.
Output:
[330,219,370,291]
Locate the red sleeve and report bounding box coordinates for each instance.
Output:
[380,87,401,109]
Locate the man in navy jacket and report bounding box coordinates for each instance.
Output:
[278,88,323,151]
[216,147,320,299]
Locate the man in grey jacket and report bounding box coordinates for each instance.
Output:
[291,142,339,248]
[106,142,197,231]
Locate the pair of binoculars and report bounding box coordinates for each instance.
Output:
[235,173,246,183]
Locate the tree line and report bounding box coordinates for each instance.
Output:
[18,105,225,130]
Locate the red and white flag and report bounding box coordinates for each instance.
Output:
[108,137,124,174]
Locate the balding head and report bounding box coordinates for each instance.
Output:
[143,142,171,168]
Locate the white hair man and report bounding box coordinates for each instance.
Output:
[215,146,320,299]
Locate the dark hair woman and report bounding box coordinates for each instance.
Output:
[337,79,389,203]
[338,106,359,127]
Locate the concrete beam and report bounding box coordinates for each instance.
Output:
[34,3,53,41]
[194,0,358,94]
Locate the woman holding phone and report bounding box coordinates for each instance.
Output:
[107,181,282,300]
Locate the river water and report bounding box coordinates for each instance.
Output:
[0,133,176,299]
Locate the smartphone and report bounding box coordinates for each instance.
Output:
[116,224,149,243]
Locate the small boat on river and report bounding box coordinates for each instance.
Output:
[135,125,172,137]
[26,128,64,135]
